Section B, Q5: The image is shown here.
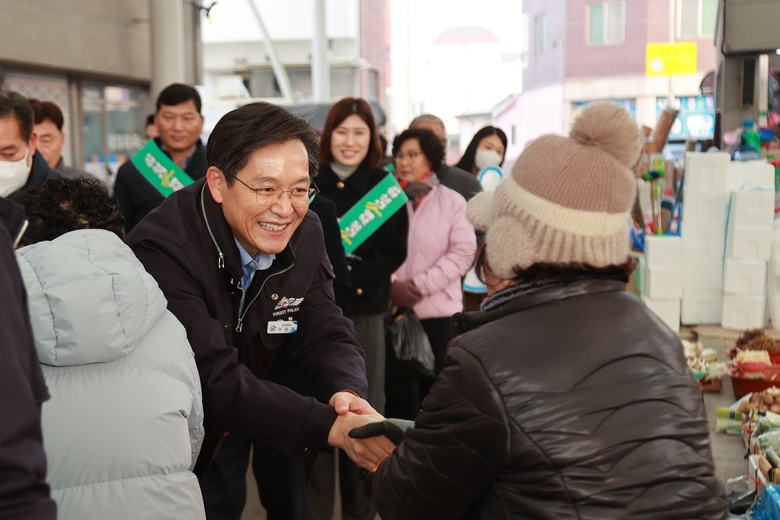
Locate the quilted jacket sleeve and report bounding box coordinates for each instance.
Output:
[370,344,510,520]
[412,190,476,296]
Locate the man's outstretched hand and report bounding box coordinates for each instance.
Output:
[329,391,379,416]
[328,412,396,472]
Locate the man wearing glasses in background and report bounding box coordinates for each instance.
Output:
[126,102,392,520]
[115,83,208,232]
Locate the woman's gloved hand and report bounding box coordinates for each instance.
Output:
[350,418,415,498]
[349,418,414,446]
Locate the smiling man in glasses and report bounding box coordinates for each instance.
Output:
[126,102,391,520]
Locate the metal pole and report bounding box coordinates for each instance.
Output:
[150,0,187,97]
[67,77,84,170]
[667,0,675,104]
[312,0,331,102]
[246,0,296,103]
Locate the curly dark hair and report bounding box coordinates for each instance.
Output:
[473,243,635,285]
[13,177,125,247]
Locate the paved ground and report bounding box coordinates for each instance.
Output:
[241,326,763,519]
[698,333,748,486]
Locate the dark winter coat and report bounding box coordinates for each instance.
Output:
[11,150,67,197]
[115,138,208,232]
[316,164,408,315]
[370,279,728,520]
[309,194,352,313]
[125,178,367,473]
[0,197,56,519]
[437,164,482,201]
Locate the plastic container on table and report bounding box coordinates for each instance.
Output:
[730,367,780,399]
[739,361,773,373]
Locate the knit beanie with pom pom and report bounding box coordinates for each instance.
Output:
[466,102,641,279]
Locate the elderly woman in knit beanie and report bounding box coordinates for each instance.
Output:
[350,103,728,519]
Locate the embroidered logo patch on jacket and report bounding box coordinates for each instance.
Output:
[275,297,303,310]
[273,297,304,317]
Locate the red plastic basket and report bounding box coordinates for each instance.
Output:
[729,368,780,399]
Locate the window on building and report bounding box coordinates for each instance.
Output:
[573,99,636,120]
[535,14,547,54]
[679,0,717,38]
[522,12,530,64]
[368,70,378,100]
[587,1,625,45]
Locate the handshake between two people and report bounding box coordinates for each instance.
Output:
[326,391,414,472]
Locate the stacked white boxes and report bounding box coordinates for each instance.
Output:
[721,161,775,330]
[767,222,780,327]
[680,152,731,325]
[643,236,682,332]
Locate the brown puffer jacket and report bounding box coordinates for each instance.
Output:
[370,280,728,520]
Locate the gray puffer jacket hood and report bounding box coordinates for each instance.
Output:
[16,230,206,520]
[21,230,165,367]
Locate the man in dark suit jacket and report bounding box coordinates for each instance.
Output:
[114,83,207,232]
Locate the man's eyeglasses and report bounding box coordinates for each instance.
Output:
[234,177,318,206]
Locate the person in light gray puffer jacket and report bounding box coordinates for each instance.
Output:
[16,229,205,520]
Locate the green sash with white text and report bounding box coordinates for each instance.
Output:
[130,139,195,197]
[339,174,408,254]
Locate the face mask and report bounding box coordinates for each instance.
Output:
[0,147,30,197]
[474,148,503,170]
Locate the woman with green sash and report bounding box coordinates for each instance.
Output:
[306,97,408,520]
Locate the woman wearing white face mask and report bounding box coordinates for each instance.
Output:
[456,126,508,304]
[455,126,508,188]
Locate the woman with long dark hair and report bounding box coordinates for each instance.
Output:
[308,97,408,520]
[455,125,507,178]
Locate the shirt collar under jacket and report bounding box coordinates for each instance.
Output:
[233,237,275,290]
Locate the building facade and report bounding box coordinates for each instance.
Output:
[0,0,202,184]
[200,0,390,133]
[516,0,717,153]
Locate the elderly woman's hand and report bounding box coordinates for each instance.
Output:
[349,418,415,446]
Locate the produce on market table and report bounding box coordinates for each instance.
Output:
[736,329,777,351]
[739,387,780,415]
[728,329,779,360]
[682,339,727,383]
[736,349,772,372]
[727,331,780,399]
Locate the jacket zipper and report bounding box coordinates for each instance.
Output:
[199,184,296,334]
[13,218,28,249]
[200,185,226,270]
[235,263,293,333]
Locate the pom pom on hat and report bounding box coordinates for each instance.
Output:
[466,102,640,277]
[569,103,642,168]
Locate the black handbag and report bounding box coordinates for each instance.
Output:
[385,307,435,378]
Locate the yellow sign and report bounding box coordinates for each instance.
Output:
[646,42,697,76]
